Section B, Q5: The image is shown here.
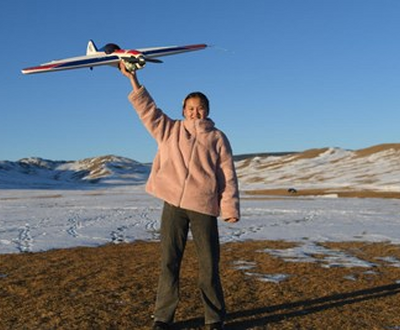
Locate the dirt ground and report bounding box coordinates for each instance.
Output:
[242,189,400,199]
[1,240,400,330]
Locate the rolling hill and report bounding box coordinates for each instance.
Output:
[1,144,399,197]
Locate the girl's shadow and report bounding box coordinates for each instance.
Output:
[173,283,400,329]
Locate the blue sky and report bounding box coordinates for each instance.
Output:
[1,0,399,162]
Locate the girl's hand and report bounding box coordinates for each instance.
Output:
[119,61,134,78]
[119,61,142,91]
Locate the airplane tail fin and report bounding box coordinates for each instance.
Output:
[86,40,99,55]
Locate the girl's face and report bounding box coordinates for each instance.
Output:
[183,97,208,120]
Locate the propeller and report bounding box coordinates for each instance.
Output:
[120,55,163,72]
[121,55,163,65]
[143,57,163,64]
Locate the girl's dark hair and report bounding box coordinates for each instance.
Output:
[182,92,210,116]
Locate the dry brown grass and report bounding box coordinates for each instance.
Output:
[1,240,400,329]
[243,188,400,199]
[354,143,400,158]
[290,148,330,160]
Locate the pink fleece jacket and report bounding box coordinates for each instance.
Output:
[128,86,240,220]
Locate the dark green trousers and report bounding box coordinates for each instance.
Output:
[154,202,226,325]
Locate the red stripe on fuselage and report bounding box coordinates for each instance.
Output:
[114,49,141,55]
[23,63,60,73]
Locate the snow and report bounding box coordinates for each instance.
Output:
[236,146,400,191]
[1,186,399,257]
[1,148,400,275]
[260,242,377,268]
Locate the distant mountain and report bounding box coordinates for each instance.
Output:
[0,155,150,189]
[1,144,399,196]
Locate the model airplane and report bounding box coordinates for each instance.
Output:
[21,40,207,75]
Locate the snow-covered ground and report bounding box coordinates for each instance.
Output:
[1,186,399,262]
[1,145,399,274]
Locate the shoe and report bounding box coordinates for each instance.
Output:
[206,322,225,330]
[152,321,170,330]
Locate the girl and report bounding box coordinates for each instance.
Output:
[120,63,240,330]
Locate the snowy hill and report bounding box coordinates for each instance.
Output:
[0,155,150,188]
[236,143,400,195]
[1,144,399,194]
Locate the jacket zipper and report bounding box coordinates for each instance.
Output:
[178,122,197,206]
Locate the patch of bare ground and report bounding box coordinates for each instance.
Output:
[255,149,331,171]
[290,148,330,160]
[0,194,64,201]
[354,143,400,158]
[236,148,330,173]
[1,241,400,329]
[244,189,400,199]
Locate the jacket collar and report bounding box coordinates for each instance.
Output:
[183,118,215,135]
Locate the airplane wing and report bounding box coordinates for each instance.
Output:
[22,54,121,75]
[137,44,207,58]
[21,42,207,75]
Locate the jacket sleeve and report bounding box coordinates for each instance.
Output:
[128,86,175,143]
[217,133,241,220]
